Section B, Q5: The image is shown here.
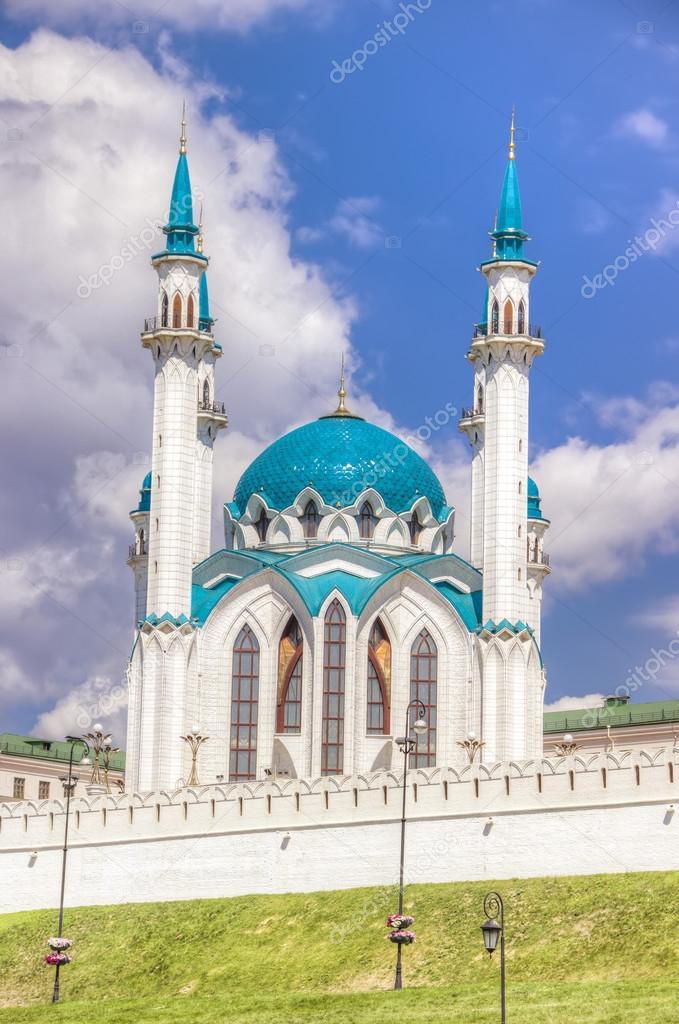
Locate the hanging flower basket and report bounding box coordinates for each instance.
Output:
[44,953,72,966]
[47,937,73,951]
[388,930,416,945]
[386,914,414,931]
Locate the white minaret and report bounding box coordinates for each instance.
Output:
[144,114,227,619]
[127,472,150,627]
[126,114,226,792]
[460,113,548,763]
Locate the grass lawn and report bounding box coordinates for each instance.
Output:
[0,872,677,1022]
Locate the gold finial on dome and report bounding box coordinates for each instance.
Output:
[197,202,204,253]
[335,353,348,414]
[508,106,516,161]
[180,99,187,155]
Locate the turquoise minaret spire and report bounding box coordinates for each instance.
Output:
[487,109,531,263]
[157,104,205,260]
[196,208,214,331]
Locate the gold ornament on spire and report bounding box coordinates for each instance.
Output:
[197,202,204,253]
[335,353,348,414]
[180,99,187,155]
[508,106,516,161]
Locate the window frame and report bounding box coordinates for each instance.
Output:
[321,599,346,775]
[228,624,260,782]
[409,628,437,767]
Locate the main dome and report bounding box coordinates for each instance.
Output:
[233,413,448,518]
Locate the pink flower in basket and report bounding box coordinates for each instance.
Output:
[388,929,416,944]
[47,937,73,951]
[44,953,72,966]
[386,914,415,930]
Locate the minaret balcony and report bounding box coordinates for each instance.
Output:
[198,398,228,426]
[472,323,543,340]
[143,316,213,336]
[527,550,551,574]
[459,406,485,430]
[127,543,148,563]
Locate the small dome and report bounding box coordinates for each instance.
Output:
[233,414,447,518]
[527,476,546,520]
[136,472,152,513]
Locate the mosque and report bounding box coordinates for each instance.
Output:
[125,113,551,793]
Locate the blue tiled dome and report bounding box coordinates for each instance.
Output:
[233,414,447,517]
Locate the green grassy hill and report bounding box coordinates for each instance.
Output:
[1,872,677,1023]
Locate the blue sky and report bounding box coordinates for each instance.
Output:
[3,0,679,737]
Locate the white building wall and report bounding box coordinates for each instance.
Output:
[1,751,676,913]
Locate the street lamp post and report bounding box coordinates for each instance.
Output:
[457,730,485,764]
[393,698,427,991]
[181,725,208,787]
[52,736,91,1005]
[554,732,578,757]
[480,891,506,1024]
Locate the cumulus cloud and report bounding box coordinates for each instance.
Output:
[532,399,679,591]
[615,108,669,146]
[544,693,605,713]
[4,0,332,33]
[635,595,679,633]
[297,196,384,250]
[31,673,128,740]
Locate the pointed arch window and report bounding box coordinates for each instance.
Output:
[277,616,303,733]
[229,625,259,781]
[202,378,210,407]
[161,292,169,328]
[491,299,499,334]
[367,618,390,735]
[409,510,422,546]
[302,500,320,539]
[518,299,526,334]
[503,299,514,334]
[410,629,437,767]
[358,501,377,539]
[172,293,182,329]
[187,293,195,329]
[321,599,346,775]
[255,508,268,543]
[138,528,145,556]
[476,383,484,414]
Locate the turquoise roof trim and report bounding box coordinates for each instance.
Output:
[199,270,213,329]
[233,415,448,518]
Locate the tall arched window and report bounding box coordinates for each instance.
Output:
[367,618,390,734]
[255,508,268,543]
[302,500,320,539]
[358,501,377,539]
[187,293,195,329]
[277,617,303,733]
[161,291,169,327]
[491,299,499,334]
[476,383,484,414]
[202,378,210,407]
[518,299,526,334]
[172,293,182,329]
[138,528,145,555]
[229,625,259,781]
[503,299,513,334]
[409,510,422,546]
[321,599,346,775]
[410,629,437,767]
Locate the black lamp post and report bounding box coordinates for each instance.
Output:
[52,736,90,1005]
[393,698,427,991]
[480,891,506,1024]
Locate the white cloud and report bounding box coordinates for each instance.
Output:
[0,648,36,699]
[532,399,679,591]
[635,595,679,633]
[328,196,383,249]
[31,674,127,740]
[616,108,669,146]
[4,0,332,32]
[544,693,605,713]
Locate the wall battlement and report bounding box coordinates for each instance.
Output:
[1,749,677,913]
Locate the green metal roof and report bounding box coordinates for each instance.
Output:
[0,733,126,770]
[543,699,679,735]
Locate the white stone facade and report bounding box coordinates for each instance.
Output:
[1,750,677,913]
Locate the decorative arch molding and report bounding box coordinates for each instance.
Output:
[318,511,356,544]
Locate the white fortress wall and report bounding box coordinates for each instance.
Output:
[1,749,677,913]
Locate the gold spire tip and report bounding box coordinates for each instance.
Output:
[508,106,516,161]
[180,99,187,155]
